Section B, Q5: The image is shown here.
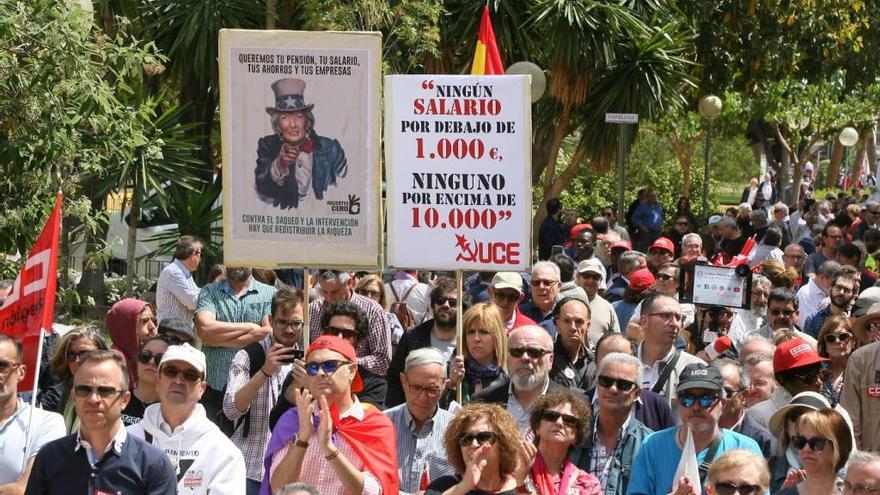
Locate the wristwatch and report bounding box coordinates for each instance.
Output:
[290,434,309,449]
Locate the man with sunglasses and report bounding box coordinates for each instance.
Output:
[803,272,857,338]
[713,358,775,461]
[748,338,829,429]
[224,286,304,494]
[488,272,535,332]
[755,288,818,348]
[308,270,390,406]
[129,344,246,493]
[26,351,177,494]
[0,336,64,491]
[627,363,762,495]
[646,238,675,275]
[575,352,652,495]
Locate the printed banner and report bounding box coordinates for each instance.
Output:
[219,30,382,269]
[0,193,60,392]
[385,75,532,270]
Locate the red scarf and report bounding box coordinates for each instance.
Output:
[531,451,575,495]
[331,404,399,495]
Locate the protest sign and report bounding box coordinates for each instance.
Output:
[385,75,532,271]
[219,30,382,269]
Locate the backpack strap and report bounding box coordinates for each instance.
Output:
[651,349,681,394]
[698,434,723,485]
[236,342,267,439]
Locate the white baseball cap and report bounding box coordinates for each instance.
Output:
[159,343,206,373]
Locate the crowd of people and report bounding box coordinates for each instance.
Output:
[1,177,880,495]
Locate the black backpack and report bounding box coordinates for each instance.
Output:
[235,342,268,439]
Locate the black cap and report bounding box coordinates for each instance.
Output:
[676,363,723,393]
[157,317,195,343]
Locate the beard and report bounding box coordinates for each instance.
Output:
[831,295,851,310]
[227,267,252,283]
[511,368,547,391]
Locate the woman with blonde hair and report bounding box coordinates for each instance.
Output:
[776,408,852,495]
[445,303,508,405]
[43,326,110,432]
[761,260,799,290]
[706,449,770,495]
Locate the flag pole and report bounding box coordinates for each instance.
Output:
[21,328,46,473]
[455,270,463,404]
[303,267,310,348]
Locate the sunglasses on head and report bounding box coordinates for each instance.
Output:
[73,384,125,399]
[790,435,829,451]
[137,351,164,367]
[160,366,202,383]
[431,295,458,307]
[458,431,497,446]
[509,347,549,359]
[597,375,637,392]
[304,359,351,376]
[678,393,720,409]
[713,482,762,495]
[824,332,852,344]
[325,326,359,341]
[540,410,579,427]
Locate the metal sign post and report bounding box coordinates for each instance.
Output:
[605,113,639,218]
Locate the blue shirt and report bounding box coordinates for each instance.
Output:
[385,405,456,493]
[632,202,664,232]
[626,427,762,495]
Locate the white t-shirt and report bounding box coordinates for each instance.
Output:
[0,400,65,483]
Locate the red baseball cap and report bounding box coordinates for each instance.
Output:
[306,335,363,392]
[628,268,656,292]
[610,240,632,251]
[649,237,675,255]
[569,223,593,240]
[773,338,828,373]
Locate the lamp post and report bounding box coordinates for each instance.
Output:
[839,127,859,190]
[699,95,722,223]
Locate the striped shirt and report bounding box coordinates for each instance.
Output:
[155,259,199,327]
[196,278,276,390]
[384,404,455,493]
[308,293,391,376]
[223,336,290,482]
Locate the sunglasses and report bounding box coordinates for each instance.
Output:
[540,410,579,427]
[357,289,381,299]
[597,375,637,392]
[843,481,880,495]
[66,350,93,363]
[824,332,852,344]
[713,482,762,495]
[431,296,458,307]
[790,435,829,451]
[458,431,497,446]
[530,279,558,288]
[0,360,20,373]
[325,326,359,341]
[678,393,720,409]
[304,360,351,376]
[73,384,126,399]
[769,308,796,317]
[492,291,520,303]
[510,347,550,359]
[160,366,202,383]
[137,351,164,367]
[275,318,304,330]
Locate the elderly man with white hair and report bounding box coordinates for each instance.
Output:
[843,451,880,494]
[384,348,456,493]
[519,261,562,337]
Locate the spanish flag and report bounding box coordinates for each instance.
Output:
[470,5,504,75]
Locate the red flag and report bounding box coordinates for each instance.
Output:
[470,5,504,75]
[0,193,61,392]
[420,462,431,491]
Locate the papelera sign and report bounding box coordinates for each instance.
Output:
[605,113,639,124]
[384,75,532,271]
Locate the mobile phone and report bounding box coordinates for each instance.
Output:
[279,348,304,364]
[551,245,564,257]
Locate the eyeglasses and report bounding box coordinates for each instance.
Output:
[656,273,676,281]
[597,375,637,392]
[0,360,21,373]
[648,311,685,323]
[66,350,94,363]
[769,308,796,317]
[492,291,520,303]
[723,386,744,398]
[325,326,359,341]
[713,482,762,495]
[73,384,126,400]
[831,285,854,294]
[137,351,164,367]
[458,431,497,446]
[431,295,458,307]
[275,318,305,330]
[530,279,558,288]
[408,383,442,398]
[824,332,853,344]
[783,254,807,260]
[678,393,720,409]
[795,370,822,384]
[160,366,202,383]
[304,359,351,376]
[510,347,550,359]
[357,289,381,299]
[790,435,829,451]
[540,410,579,427]
[844,481,880,494]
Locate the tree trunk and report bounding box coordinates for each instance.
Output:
[866,127,877,178]
[266,0,277,29]
[826,140,843,189]
[851,135,869,191]
[124,179,141,297]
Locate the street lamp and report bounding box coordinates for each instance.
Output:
[506,61,546,103]
[839,127,859,189]
[699,95,723,223]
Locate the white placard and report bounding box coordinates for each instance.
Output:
[692,265,748,307]
[218,30,382,269]
[385,75,532,271]
[605,113,639,124]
